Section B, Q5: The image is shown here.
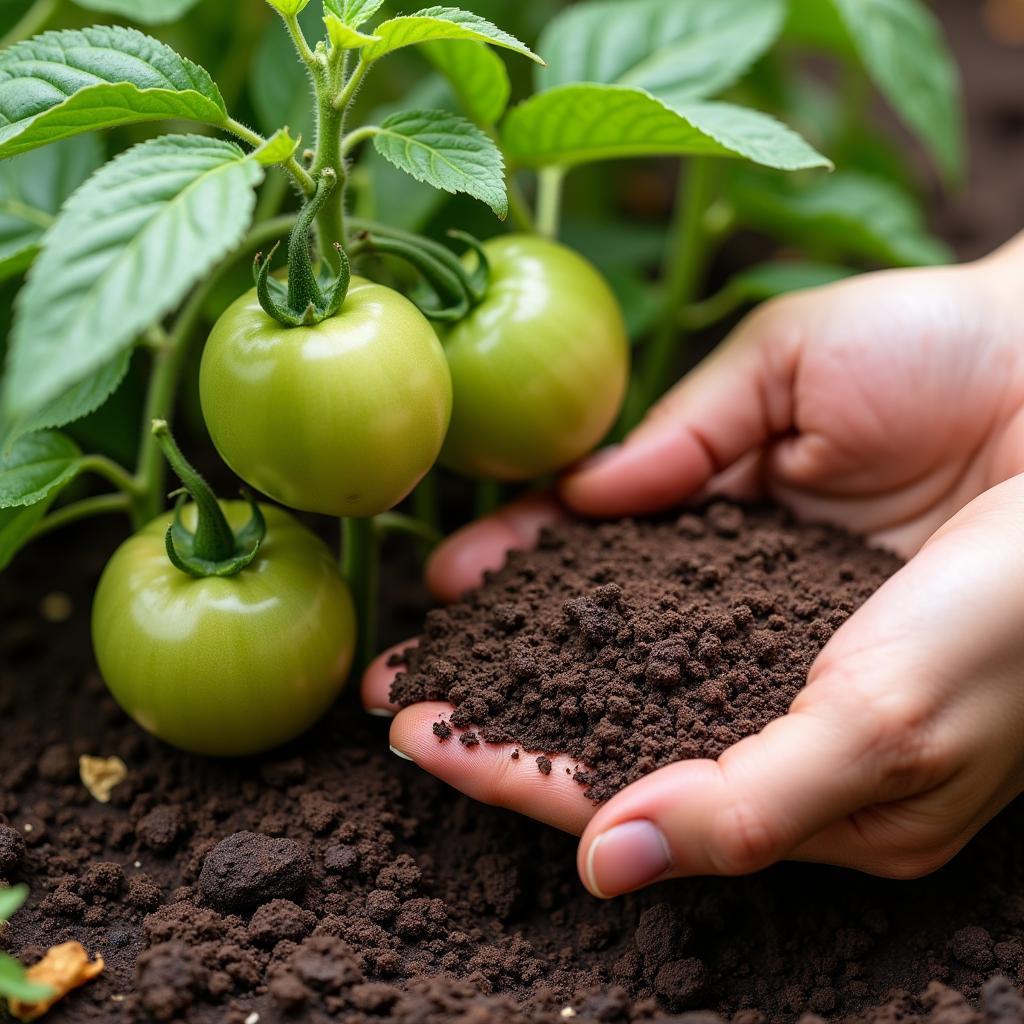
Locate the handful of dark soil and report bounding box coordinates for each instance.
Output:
[392,503,903,802]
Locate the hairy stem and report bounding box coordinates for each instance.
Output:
[225,117,316,196]
[80,455,143,498]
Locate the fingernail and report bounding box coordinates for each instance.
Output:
[390,744,414,763]
[584,820,671,898]
[367,707,396,719]
[572,444,622,474]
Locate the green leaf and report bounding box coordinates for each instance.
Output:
[538,0,785,103]
[268,0,312,13]
[788,0,962,181]
[70,0,204,25]
[324,14,379,48]
[254,127,300,165]
[502,85,832,171]
[421,40,509,126]
[364,7,542,64]
[0,884,28,922]
[0,26,227,158]
[726,169,952,267]
[324,0,384,29]
[373,109,507,218]
[356,75,451,232]
[0,135,102,285]
[0,431,81,509]
[2,135,263,423]
[2,349,131,452]
[0,953,52,1003]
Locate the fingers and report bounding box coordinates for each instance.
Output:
[362,641,416,715]
[576,697,892,897]
[425,494,566,602]
[560,302,802,518]
[389,703,596,835]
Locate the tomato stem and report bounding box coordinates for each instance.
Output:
[374,512,443,550]
[341,516,379,672]
[474,480,502,520]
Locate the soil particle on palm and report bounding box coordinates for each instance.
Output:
[3,510,1024,1024]
[391,504,901,802]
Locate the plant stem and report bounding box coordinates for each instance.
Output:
[341,125,379,156]
[341,516,379,672]
[1,0,57,48]
[310,72,350,273]
[334,57,370,112]
[536,167,566,240]
[284,12,319,70]
[0,199,53,230]
[621,157,715,431]
[224,117,316,196]
[80,455,143,498]
[30,494,130,541]
[374,512,443,549]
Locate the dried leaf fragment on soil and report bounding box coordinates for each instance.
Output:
[8,942,103,1021]
[78,755,127,803]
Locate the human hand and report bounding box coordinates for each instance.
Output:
[365,238,1024,895]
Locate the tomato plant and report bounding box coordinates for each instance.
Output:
[93,423,355,756]
[200,175,452,518]
[0,0,962,760]
[438,235,629,481]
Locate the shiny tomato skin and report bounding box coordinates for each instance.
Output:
[91,502,355,757]
[200,277,452,517]
[439,235,629,481]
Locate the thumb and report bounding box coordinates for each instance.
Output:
[560,299,803,518]
[575,685,893,897]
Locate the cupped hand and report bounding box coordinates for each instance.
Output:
[365,238,1024,896]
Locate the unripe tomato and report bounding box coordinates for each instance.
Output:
[199,278,452,517]
[439,235,629,480]
[92,502,355,757]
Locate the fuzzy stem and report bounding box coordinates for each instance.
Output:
[224,117,316,196]
[341,516,379,672]
[79,455,143,498]
[284,11,319,69]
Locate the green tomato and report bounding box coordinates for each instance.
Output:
[439,235,629,481]
[92,502,355,757]
[200,277,452,517]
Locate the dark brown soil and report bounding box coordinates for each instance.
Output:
[390,505,901,803]
[4,511,1024,1024]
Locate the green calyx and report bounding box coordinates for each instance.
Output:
[151,420,266,578]
[348,225,491,323]
[255,169,352,327]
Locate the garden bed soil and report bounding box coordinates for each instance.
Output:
[4,505,1024,1024]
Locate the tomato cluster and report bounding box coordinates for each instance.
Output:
[93,225,628,757]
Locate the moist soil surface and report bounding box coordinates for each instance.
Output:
[4,507,1024,1024]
